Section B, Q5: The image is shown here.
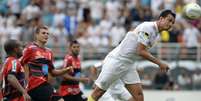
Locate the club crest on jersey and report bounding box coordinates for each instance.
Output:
[139,31,149,40]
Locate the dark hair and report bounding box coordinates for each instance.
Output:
[159,10,176,19]
[69,40,79,46]
[4,39,20,55]
[35,25,48,34]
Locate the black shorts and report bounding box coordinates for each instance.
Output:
[63,92,87,101]
[28,82,62,101]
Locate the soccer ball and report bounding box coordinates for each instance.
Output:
[183,3,201,20]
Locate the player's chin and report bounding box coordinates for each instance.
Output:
[163,27,171,31]
[42,40,48,43]
[167,27,173,31]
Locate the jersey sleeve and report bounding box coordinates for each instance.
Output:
[20,47,32,66]
[48,51,55,70]
[7,60,20,75]
[137,31,150,47]
[63,55,72,68]
[94,62,102,69]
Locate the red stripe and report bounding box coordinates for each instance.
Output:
[30,69,42,73]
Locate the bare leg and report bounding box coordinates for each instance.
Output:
[128,97,135,101]
[125,83,144,101]
[90,86,106,101]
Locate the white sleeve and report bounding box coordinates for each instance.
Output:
[137,31,150,47]
[94,62,102,69]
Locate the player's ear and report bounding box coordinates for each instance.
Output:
[13,47,18,53]
[159,16,164,20]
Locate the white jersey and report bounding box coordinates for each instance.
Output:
[107,21,160,63]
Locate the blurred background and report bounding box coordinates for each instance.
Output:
[0,0,201,101]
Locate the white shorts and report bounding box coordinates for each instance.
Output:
[99,80,131,101]
[108,80,132,101]
[95,56,141,90]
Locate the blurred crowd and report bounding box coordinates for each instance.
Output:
[0,0,201,49]
[0,0,201,90]
[138,67,201,90]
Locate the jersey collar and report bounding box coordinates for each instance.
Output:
[154,22,159,34]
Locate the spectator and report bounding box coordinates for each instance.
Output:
[153,71,170,89]
[59,40,89,101]
[109,21,126,47]
[177,72,191,90]
[64,4,78,41]
[183,22,201,60]
[22,0,41,20]
[192,70,201,90]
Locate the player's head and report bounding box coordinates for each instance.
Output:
[34,26,49,44]
[158,10,176,31]
[4,39,22,58]
[69,40,80,56]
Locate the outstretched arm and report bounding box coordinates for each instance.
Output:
[62,73,89,83]
[136,43,169,72]
[50,66,73,77]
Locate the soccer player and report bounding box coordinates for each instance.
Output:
[90,62,133,101]
[20,26,72,101]
[1,39,31,101]
[59,40,89,101]
[88,9,175,101]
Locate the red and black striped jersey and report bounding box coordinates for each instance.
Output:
[1,56,25,99]
[59,54,81,96]
[20,43,54,91]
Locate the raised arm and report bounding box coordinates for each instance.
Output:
[136,43,169,72]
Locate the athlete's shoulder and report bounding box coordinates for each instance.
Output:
[25,42,37,49]
[3,57,13,66]
[136,21,155,33]
[45,47,52,52]
[5,57,16,63]
[138,21,154,28]
[2,57,18,72]
[65,54,73,60]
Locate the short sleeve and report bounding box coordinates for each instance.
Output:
[20,47,32,66]
[8,60,20,75]
[63,55,72,68]
[94,62,102,69]
[137,31,150,47]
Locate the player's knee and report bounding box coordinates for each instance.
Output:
[133,91,144,101]
[137,91,143,97]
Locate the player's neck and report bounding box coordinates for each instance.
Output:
[70,53,78,57]
[8,54,17,58]
[34,41,45,47]
[72,54,78,57]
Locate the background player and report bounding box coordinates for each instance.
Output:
[88,9,175,101]
[59,40,89,101]
[1,39,31,101]
[20,26,72,101]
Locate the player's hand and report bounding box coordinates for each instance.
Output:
[23,92,31,101]
[65,66,74,73]
[80,77,90,83]
[158,63,169,73]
